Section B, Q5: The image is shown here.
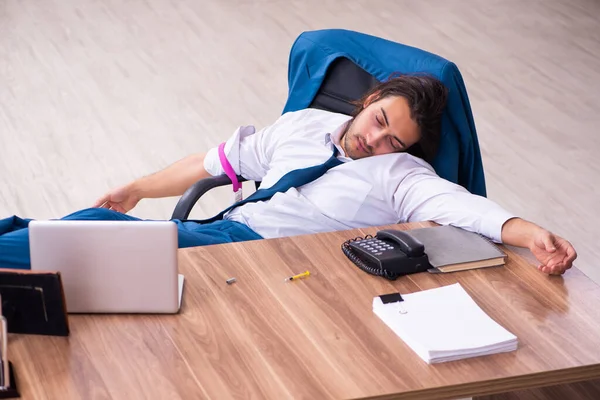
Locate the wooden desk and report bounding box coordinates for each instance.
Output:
[7,222,600,399]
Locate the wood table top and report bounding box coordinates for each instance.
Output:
[8,222,600,399]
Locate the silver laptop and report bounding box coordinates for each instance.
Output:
[29,220,184,314]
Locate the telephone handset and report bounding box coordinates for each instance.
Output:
[341,229,431,280]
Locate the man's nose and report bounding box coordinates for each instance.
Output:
[365,129,386,149]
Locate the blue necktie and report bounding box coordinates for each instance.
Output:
[193,148,343,224]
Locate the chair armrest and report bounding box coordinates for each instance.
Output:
[171,175,247,220]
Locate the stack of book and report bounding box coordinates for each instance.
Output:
[373,283,518,364]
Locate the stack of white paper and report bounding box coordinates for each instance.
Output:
[373,283,518,364]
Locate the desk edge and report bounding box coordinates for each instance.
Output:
[356,364,600,400]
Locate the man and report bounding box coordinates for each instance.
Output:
[0,75,576,274]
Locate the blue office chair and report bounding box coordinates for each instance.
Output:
[171,29,486,220]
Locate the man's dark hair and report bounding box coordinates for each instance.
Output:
[353,74,448,162]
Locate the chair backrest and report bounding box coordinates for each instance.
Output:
[283,29,486,197]
[309,57,379,115]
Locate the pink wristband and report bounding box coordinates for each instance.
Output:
[218,142,241,192]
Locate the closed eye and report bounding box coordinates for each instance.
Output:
[379,107,407,150]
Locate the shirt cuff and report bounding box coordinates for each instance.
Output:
[203,125,256,176]
[481,209,518,243]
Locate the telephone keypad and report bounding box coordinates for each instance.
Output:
[357,238,396,256]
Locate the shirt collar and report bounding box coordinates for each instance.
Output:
[326,118,352,160]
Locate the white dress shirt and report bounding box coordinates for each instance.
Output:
[204,108,515,242]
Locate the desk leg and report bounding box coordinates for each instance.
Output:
[474,378,600,400]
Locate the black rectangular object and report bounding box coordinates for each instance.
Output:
[0,271,69,336]
[0,362,19,399]
[379,293,404,304]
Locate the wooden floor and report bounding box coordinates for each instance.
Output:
[1,0,599,291]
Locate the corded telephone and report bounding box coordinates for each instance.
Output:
[341,229,431,280]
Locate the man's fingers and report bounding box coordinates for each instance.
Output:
[544,254,562,268]
[550,264,565,275]
[93,196,109,208]
[538,262,563,274]
[543,234,557,253]
[101,201,123,212]
[566,246,578,263]
[562,250,576,267]
[109,204,125,213]
[545,259,568,275]
[538,264,565,275]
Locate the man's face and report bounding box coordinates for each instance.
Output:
[340,95,420,160]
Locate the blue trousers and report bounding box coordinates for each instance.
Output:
[0,208,263,270]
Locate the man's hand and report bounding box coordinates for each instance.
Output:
[91,152,211,213]
[93,183,141,214]
[501,217,577,275]
[529,230,577,275]
[92,153,211,213]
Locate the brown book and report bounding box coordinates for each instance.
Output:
[407,225,507,273]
